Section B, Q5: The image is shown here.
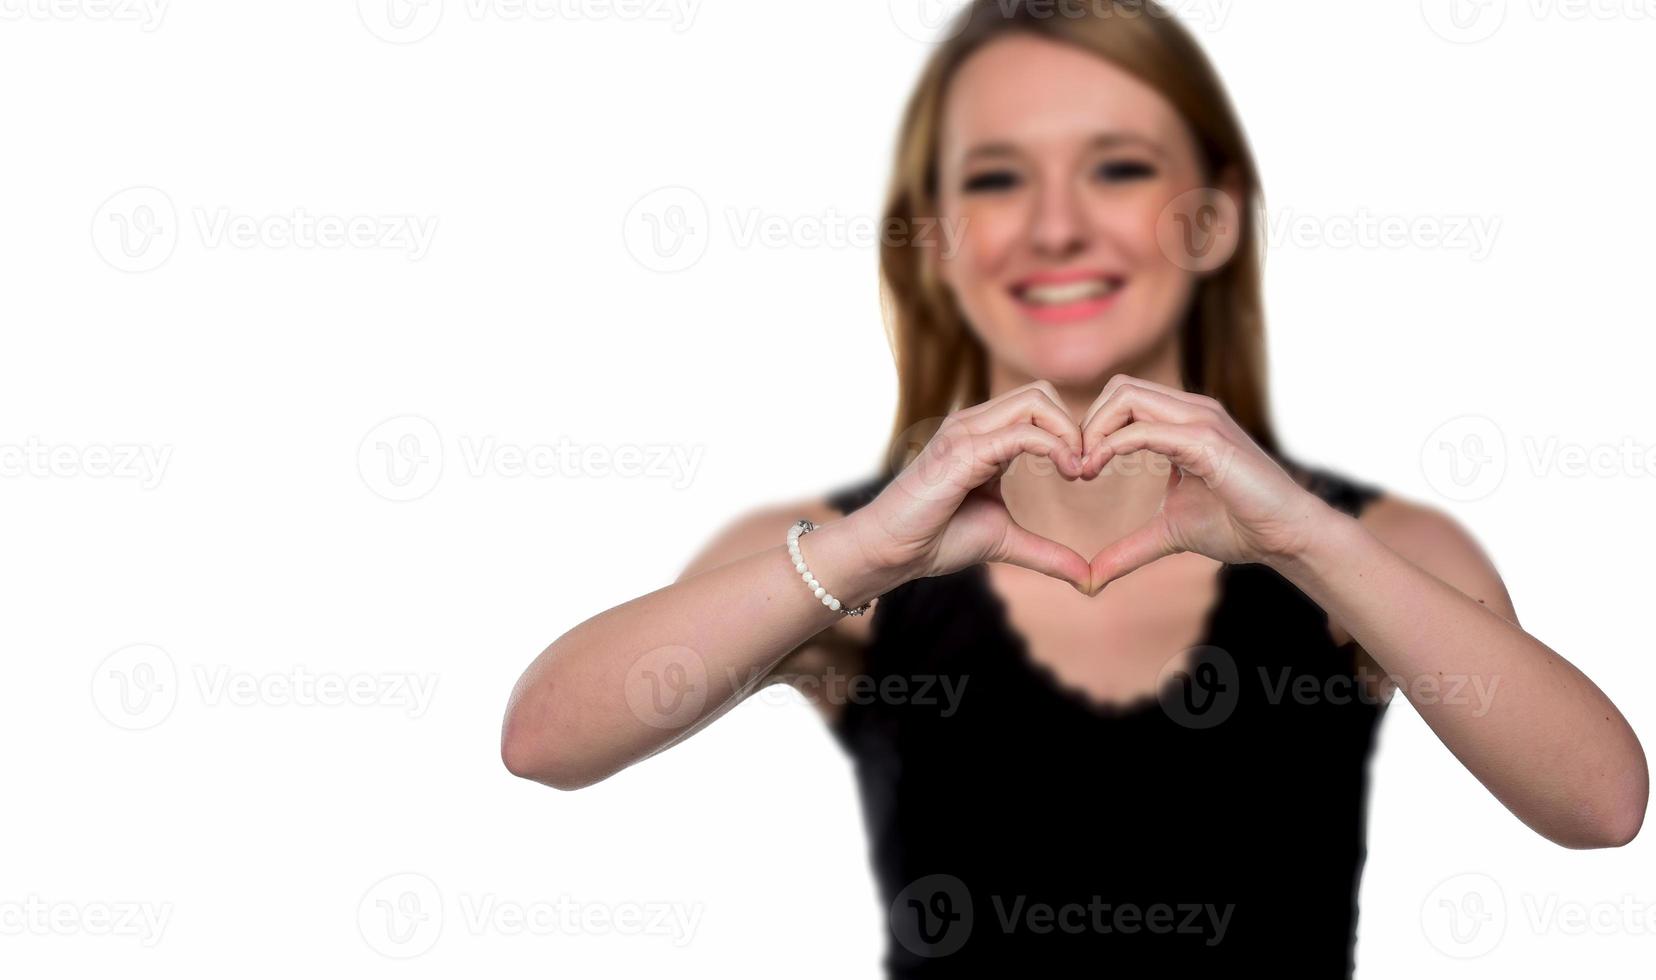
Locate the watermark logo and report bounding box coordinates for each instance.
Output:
[359,0,701,43]
[1157,188,1242,273]
[0,896,173,946]
[624,644,708,729]
[1421,872,1508,957]
[359,872,444,958]
[0,0,168,30]
[1157,644,1239,729]
[1421,415,1507,502]
[889,0,1239,44]
[92,644,439,729]
[91,643,178,731]
[356,417,706,501]
[357,873,703,956]
[624,186,711,273]
[888,873,1233,958]
[92,187,437,272]
[0,439,172,489]
[888,0,974,42]
[1423,0,1656,43]
[1424,872,1656,955]
[91,186,177,273]
[747,666,972,717]
[891,874,974,957]
[1422,0,1509,42]
[1423,416,1656,501]
[358,0,445,43]
[359,415,445,502]
[624,186,970,274]
[1264,207,1502,260]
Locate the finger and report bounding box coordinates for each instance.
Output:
[957,383,1085,463]
[1079,384,1222,478]
[964,422,1078,486]
[898,418,1066,504]
[995,519,1093,593]
[912,421,1078,498]
[1088,515,1177,593]
[1083,374,1220,428]
[1092,421,1235,482]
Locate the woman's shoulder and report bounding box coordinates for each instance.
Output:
[1278,455,1386,518]
[823,467,898,517]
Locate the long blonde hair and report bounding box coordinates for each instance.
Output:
[880,0,1278,470]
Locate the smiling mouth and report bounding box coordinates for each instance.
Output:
[1011,275,1126,323]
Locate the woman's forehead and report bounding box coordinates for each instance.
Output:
[940,35,1193,165]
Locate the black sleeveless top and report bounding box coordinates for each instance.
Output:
[823,459,1387,977]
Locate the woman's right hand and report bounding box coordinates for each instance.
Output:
[849,381,1093,592]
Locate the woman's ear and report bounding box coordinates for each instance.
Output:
[1155,167,1245,276]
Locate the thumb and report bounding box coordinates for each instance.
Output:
[1088,518,1177,595]
[994,520,1092,594]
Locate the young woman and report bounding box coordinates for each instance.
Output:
[502,2,1647,974]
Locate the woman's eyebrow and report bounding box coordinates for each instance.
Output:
[961,131,1170,164]
[1088,132,1170,159]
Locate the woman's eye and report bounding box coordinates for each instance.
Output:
[1094,160,1157,183]
[962,170,1020,194]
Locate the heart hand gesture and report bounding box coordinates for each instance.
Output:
[1075,375,1332,591]
[851,376,1335,596]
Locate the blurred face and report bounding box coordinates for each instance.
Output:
[933,33,1238,390]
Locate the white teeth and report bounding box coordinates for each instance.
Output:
[1020,279,1120,306]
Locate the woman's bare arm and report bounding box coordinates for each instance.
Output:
[502,381,1115,790]
[1284,495,1648,849]
[499,500,894,790]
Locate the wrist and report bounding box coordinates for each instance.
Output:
[1262,500,1366,582]
[795,513,917,611]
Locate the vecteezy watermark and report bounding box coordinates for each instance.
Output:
[1157,644,1240,729]
[1259,666,1502,716]
[1421,0,1656,44]
[1156,190,1502,267]
[91,643,438,730]
[887,0,1238,44]
[1154,645,1503,730]
[90,187,178,273]
[889,873,1233,958]
[192,665,438,718]
[91,186,438,272]
[356,415,706,502]
[356,872,704,958]
[623,644,709,730]
[1422,872,1507,958]
[91,644,178,731]
[0,896,173,947]
[1422,872,1656,957]
[622,185,970,274]
[1421,415,1506,502]
[358,873,444,958]
[1421,415,1656,502]
[0,0,168,30]
[0,438,172,489]
[1420,0,1510,42]
[744,665,973,717]
[1262,207,1502,261]
[356,0,702,43]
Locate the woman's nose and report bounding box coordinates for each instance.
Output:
[1027,179,1088,259]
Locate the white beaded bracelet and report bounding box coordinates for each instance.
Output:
[787,519,875,617]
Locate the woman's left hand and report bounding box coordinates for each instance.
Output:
[1076,374,1338,594]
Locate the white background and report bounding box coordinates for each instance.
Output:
[3,0,1654,975]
